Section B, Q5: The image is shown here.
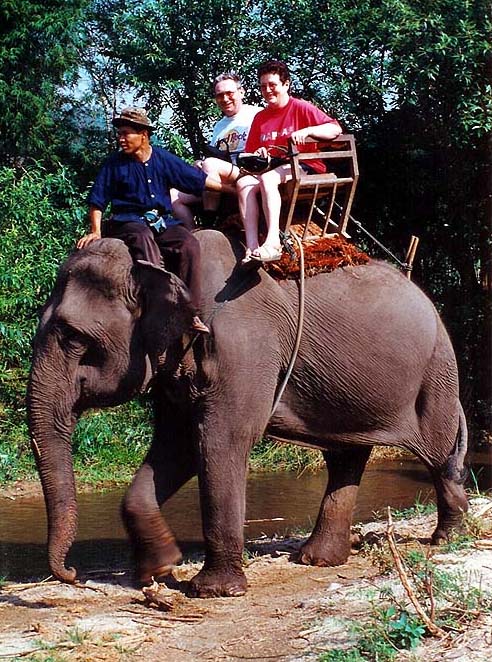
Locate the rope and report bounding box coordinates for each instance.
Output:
[179,234,306,420]
[330,202,409,271]
[270,232,306,416]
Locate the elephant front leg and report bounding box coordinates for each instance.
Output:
[187,438,250,598]
[121,425,197,584]
[298,445,372,567]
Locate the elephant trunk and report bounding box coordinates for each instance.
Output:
[27,335,82,583]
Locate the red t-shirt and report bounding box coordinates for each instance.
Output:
[245,97,340,173]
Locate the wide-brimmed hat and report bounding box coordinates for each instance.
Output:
[112,107,155,131]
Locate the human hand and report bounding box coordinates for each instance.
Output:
[290,127,312,145]
[77,232,101,249]
[254,147,269,158]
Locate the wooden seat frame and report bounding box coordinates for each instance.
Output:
[281,133,359,240]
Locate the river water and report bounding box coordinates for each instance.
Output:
[0,453,490,581]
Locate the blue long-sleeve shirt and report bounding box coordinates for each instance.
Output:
[88,145,207,219]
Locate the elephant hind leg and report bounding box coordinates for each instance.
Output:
[298,445,372,567]
[421,401,469,544]
[429,468,469,545]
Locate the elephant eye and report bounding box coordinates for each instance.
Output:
[80,342,105,368]
[57,324,104,367]
[57,324,85,355]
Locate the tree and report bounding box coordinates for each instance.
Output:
[0,0,89,164]
[111,0,263,155]
[0,0,489,437]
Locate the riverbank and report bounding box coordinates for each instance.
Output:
[0,495,491,661]
[0,439,412,499]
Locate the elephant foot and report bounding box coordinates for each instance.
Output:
[431,509,467,546]
[431,524,463,546]
[297,537,350,567]
[186,567,247,598]
[136,539,183,585]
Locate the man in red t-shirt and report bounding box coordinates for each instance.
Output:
[237,60,342,263]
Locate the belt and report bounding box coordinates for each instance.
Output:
[110,211,183,232]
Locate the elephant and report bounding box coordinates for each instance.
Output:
[27,232,469,597]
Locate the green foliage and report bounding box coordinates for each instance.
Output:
[0,369,32,482]
[0,162,87,484]
[383,0,491,139]
[0,0,89,164]
[0,375,153,486]
[383,605,426,649]
[81,0,263,157]
[405,552,492,626]
[319,650,366,662]
[347,605,425,660]
[437,533,475,554]
[390,496,436,520]
[0,163,86,368]
[250,436,323,473]
[72,400,152,484]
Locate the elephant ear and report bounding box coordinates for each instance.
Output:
[133,260,195,358]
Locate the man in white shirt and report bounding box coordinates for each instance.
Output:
[171,72,261,228]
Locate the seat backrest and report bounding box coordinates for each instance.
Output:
[289,133,358,181]
[282,133,359,238]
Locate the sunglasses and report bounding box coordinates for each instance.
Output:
[215,89,240,99]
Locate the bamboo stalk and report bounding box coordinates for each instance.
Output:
[386,507,446,638]
[404,235,420,279]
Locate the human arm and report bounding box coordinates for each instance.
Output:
[158,147,237,198]
[243,113,262,154]
[290,121,342,145]
[76,206,103,249]
[204,175,237,196]
[77,156,113,249]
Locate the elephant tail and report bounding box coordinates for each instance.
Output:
[443,400,468,485]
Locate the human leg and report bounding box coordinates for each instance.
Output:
[154,225,209,333]
[252,163,293,261]
[170,188,200,230]
[201,157,240,212]
[104,219,162,265]
[236,174,262,255]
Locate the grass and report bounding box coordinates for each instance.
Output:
[249,439,411,474]
[71,401,153,485]
[320,541,492,662]
[249,436,324,473]
[388,494,437,520]
[0,374,154,485]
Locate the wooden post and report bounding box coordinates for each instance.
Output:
[404,235,420,280]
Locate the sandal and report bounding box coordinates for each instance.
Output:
[241,248,255,265]
[251,244,282,263]
[191,316,210,334]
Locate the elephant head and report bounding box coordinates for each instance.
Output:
[27,238,194,582]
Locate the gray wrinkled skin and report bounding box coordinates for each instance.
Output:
[27,233,468,597]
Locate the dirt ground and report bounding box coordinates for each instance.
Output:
[1,492,492,662]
